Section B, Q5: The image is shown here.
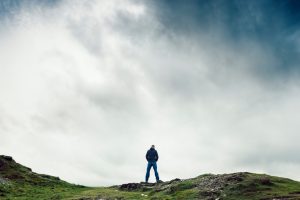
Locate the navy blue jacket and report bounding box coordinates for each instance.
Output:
[146,148,159,162]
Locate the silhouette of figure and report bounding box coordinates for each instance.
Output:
[145,145,160,183]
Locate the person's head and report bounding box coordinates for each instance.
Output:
[151,145,155,149]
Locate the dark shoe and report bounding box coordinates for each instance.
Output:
[156,180,163,184]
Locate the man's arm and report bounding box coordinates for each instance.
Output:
[155,150,159,161]
[146,150,149,161]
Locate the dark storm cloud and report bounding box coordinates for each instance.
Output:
[0,0,59,11]
[150,0,300,39]
[149,0,300,76]
[0,0,59,18]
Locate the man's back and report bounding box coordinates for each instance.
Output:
[146,148,158,162]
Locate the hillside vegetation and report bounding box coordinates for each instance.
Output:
[1,155,300,200]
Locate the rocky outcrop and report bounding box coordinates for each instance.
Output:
[0,177,9,185]
[119,179,181,192]
[116,173,300,200]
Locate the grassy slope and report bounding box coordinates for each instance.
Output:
[1,156,300,200]
[0,155,87,199]
[67,173,300,200]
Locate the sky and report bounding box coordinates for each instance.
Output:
[0,0,300,186]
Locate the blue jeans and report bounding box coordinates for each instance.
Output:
[145,161,159,182]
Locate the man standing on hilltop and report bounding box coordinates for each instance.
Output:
[145,145,160,183]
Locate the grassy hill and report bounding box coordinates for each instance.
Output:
[1,155,300,200]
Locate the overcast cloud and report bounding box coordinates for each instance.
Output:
[0,0,300,186]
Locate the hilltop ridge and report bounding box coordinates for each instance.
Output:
[1,155,300,199]
[0,155,61,183]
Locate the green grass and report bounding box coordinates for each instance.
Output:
[1,173,300,200]
[1,156,300,199]
[0,181,86,199]
[220,173,300,200]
